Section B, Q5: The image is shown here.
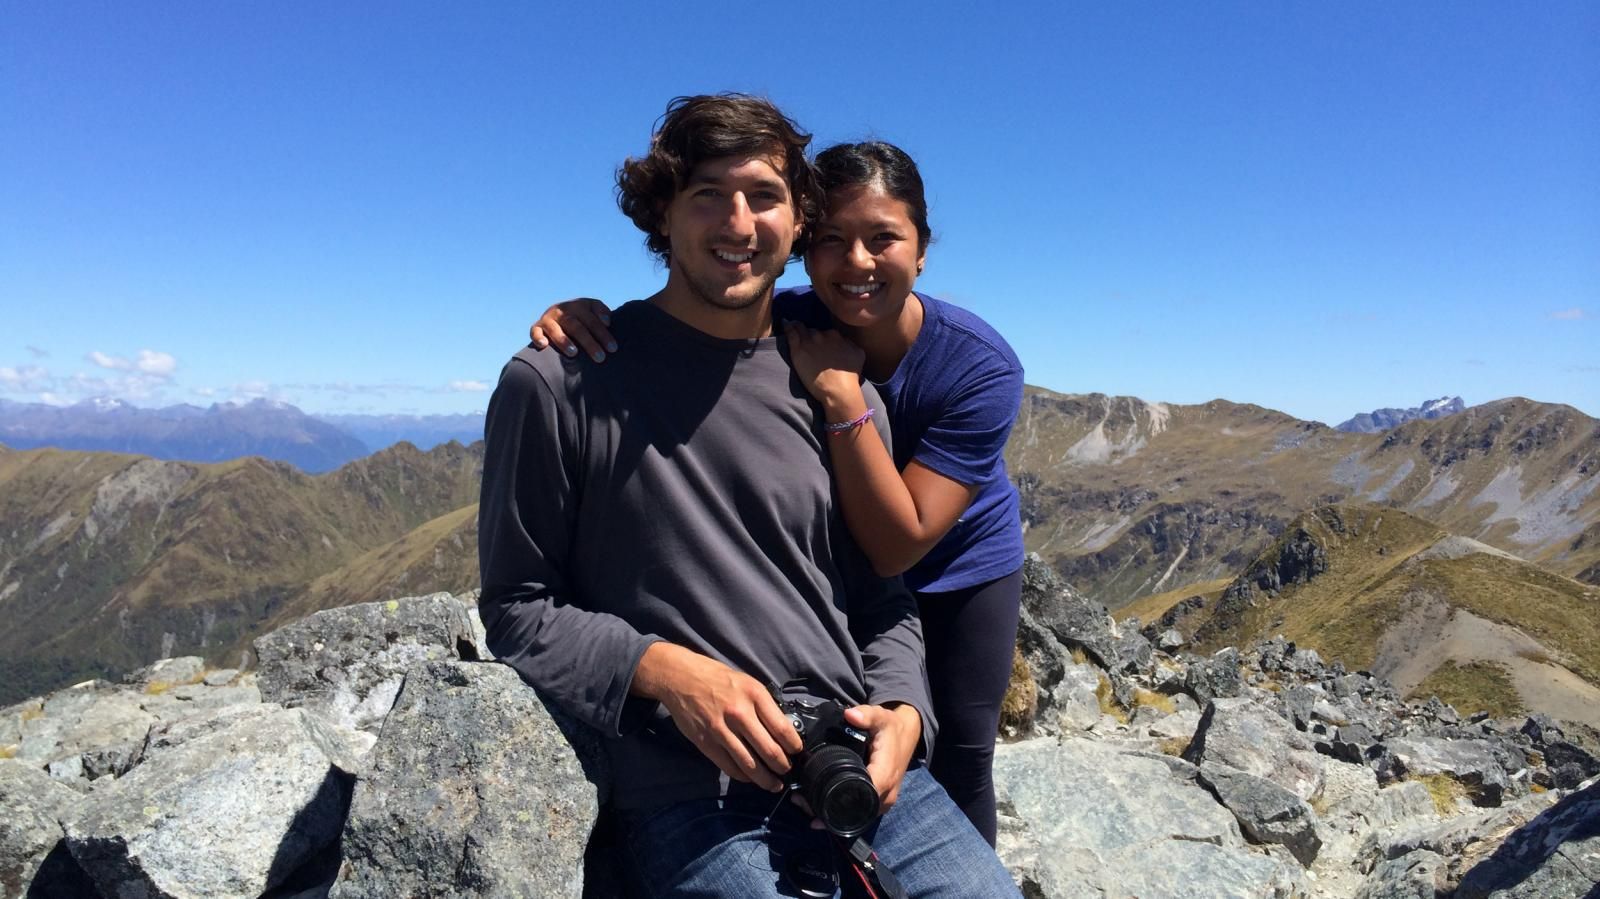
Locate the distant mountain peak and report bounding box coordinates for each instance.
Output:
[1336,396,1465,433]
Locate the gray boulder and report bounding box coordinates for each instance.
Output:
[1455,779,1600,898]
[123,656,206,689]
[1185,697,1326,802]
[0,759,90,897]
[1198,762,1322,865]
[64,705,360,899]
[253,592,479,733]
[994,737,1303,898]
[330,661,608,899]
[1184,647,1244,705]
[1382,736,1514,806]
[1020,556,1130,673]
[1355,850,1448,899]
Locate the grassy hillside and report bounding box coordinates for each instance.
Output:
[1165,503,1600,726]
[1006,392,1600,609]
[0,442,482,703]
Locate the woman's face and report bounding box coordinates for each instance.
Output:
[804,184,927,329]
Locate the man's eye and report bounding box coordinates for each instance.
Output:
[695,188,722,199]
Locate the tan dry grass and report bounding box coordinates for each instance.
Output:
[1414,773,1469,816]
[999,648,1038,735]
[1409,660,1526,719]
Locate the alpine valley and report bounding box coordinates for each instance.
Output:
[1,390,1596,730]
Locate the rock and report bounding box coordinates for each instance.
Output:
[330,661,607,899]
[1157,628,1185,651]
[16,683,156,770]
[1185,697,1326,802]
[1356,792,1559,891]
[0,758,89,897]
[1145,709,1202,745]
[202,668,241,687]
[993,737,1303,898]
[123,657,206,689]
[1198,762,1322,865]
[1541,738,1600,790]
[1183,647,1244,705]
[1455,779,1600,898]
[253,593,478,733]
[1355,850,1448,899]
[64,705,358,899]
[1383,737,1514,806]
[1015,603,1102,735]
[1020,557,1128,673]
[1280,685,1321,732]
[1519,714,1564,745]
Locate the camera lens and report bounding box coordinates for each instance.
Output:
[801,744,879,837]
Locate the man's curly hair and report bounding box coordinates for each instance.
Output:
[617,94,823,262]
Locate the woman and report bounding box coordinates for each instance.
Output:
[531,142,1024,846]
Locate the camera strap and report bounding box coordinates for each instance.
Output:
[837,836,909,899]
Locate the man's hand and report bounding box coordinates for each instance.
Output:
[631,643,802,792]
[844,703,922,813]
[530,298,617,362]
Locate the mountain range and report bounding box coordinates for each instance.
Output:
[1335,395,1465,433]
[1,392,1597,721]
[0,398,484,473]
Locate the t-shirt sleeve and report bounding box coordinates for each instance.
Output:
[911,356,1024,486]
[477,353,660,737]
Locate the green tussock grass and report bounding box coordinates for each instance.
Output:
[1095,673,1128,723]
[1414,773,1469,816]
[1410,660,1526,719]
[999,648,1038,735]
[1133,688,1176,714]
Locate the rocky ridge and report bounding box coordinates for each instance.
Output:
[4,565,1598,898]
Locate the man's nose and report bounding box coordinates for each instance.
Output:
[724,192,756,236]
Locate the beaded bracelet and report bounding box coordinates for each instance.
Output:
[825,407,875,436]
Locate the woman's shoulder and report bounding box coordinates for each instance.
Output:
[774,286,831,328]
[916,292,1022,375]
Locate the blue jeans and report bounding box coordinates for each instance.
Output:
[616,767,1021,898]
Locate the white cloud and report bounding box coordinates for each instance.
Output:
[88,350,132,371]
[191,386,218,398]
[87,349,178,378]
[0,365,50,390]
[1550,307,1587,321]
[136,350,177,376]
[447,379,490,392]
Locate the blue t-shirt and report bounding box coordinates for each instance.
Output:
[777,288,1025,593]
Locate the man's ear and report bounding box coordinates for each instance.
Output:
[657,204,672,238]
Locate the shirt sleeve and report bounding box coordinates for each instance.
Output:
[911,357,1024,487]
[477,353,660,737]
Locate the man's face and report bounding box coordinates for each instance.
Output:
[659,153,802,312]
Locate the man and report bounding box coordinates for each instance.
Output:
[478,93,1019,897]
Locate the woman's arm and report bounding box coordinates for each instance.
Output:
[784,323,978,577]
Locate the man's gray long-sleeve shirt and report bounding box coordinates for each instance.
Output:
[478,300,932,811]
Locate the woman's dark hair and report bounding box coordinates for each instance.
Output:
[814,141,932,252]
[617,93,823,262]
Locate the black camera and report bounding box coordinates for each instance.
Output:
[778,696,879,838]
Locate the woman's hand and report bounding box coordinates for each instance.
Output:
[783,322,867,409]
[530,298,617,362]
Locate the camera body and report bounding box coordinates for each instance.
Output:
[778,696,879,838]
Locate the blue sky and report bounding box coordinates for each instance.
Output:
[3,2,1595,425]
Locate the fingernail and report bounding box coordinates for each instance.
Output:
[606,341,618,353]
[533,338,547,348]
[592,351,606,362]
[564,344,578,357]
